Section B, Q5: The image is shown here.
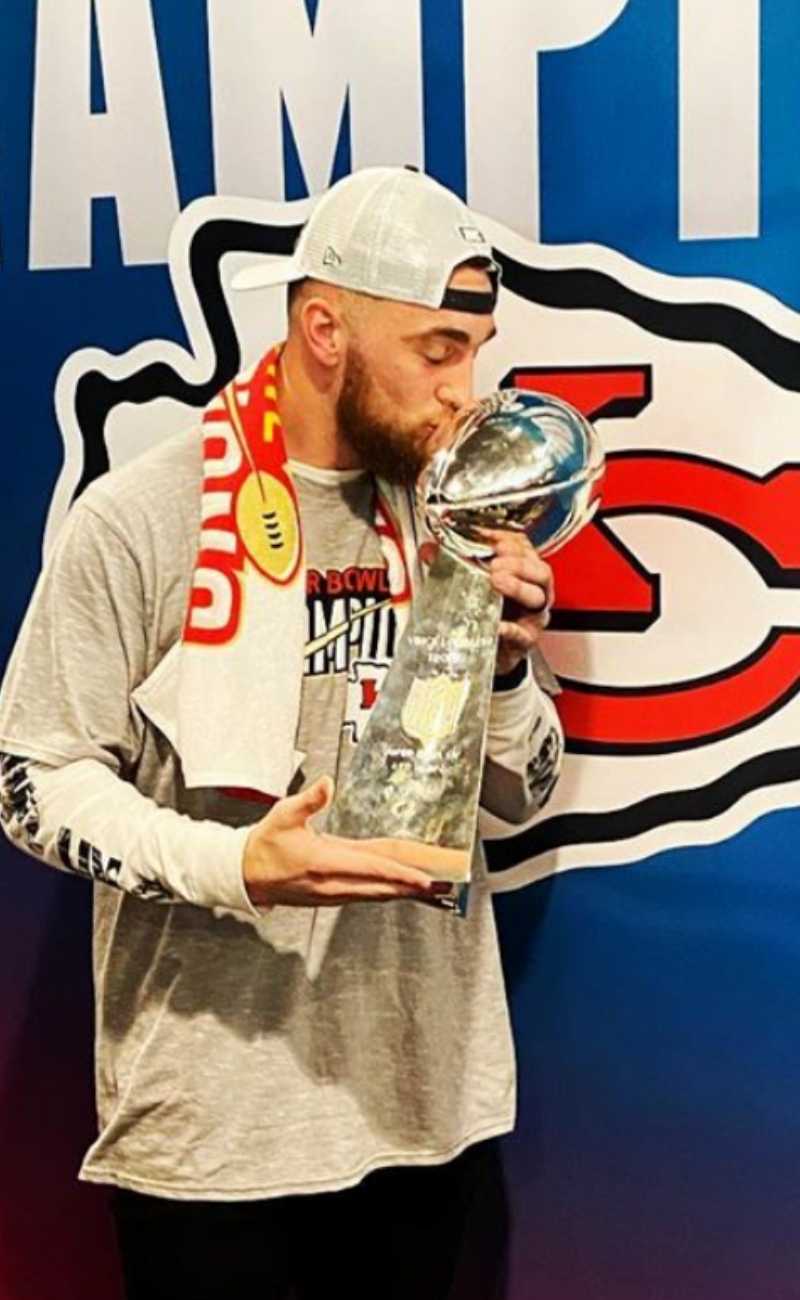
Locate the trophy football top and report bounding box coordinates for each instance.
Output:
[420,388,605,561]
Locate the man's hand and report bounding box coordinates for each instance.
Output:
[484,529,554,676]
[243,775,449,908]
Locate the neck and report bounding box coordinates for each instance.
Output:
[277,336,361,470]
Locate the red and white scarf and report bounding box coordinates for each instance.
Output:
[173,345,418,798]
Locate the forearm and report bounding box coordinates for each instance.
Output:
[0,752,255,914]
[481,661,564,823]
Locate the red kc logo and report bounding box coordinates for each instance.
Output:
[506,366,800,755]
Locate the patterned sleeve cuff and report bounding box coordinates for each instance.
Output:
[492,657,530,693]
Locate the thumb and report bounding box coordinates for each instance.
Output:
[268,774,334,830]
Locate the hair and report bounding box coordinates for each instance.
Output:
[460,255,495,272]
[286,277,308,319]
[456,255,498,291]
[286,279,367,342]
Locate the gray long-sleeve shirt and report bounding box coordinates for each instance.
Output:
[0,428,563,1201]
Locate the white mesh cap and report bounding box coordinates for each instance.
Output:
[231,167,499,313]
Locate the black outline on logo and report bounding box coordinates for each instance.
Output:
[496,253,800,391]
[485,744,800,871]
[73,219,301,499]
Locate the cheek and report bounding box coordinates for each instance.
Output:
[369,356,436,413]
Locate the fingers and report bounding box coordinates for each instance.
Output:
[497,615,548,653]
[479,527,536,553]
[315,836,443,890]
[363,836,466,877]
[491,548,554,585]
[490,561,552,616]
[483,531,554,613]
[489,549,551,583]
[301,877,450,904]
[257,879,433,908]
[265,774,334,830]
[310,773,335,809]
[490,565,550,612]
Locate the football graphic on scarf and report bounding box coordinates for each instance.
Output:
[236,471,302,585]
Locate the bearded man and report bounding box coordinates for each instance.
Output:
[0,167,563,1300]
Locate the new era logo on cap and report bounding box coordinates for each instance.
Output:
[322,245,342,268]
[459,225,487,244]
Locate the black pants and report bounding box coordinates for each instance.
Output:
[111,1139,509,1300]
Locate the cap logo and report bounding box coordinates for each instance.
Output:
[322,245,342,268]
[458,225,486,244]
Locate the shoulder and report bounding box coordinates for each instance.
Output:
[72,428,202,570]
[46,428,204,603]
[80,426,202,526]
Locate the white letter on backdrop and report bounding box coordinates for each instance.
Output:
[679,0,760,240]
[208,0,423,198]
[463,0,630,238]
[29,0,179,269]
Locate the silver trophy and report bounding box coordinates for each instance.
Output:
[326,389,604,902]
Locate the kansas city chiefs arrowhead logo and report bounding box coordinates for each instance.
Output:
[49,195,800,892]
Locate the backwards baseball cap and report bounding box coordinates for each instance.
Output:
[231,166,500,314]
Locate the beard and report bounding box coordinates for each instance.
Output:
[336,347,431,486]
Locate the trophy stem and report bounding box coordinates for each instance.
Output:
[326,548,502,880]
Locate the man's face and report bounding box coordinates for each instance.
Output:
[336,263,497,485]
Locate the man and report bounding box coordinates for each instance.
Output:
[0,167,563,1298]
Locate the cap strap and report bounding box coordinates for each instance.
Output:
[439,286,497,315]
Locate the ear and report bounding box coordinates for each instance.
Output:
[298,294,346,369]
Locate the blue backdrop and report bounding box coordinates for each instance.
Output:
[2,2,799,1296]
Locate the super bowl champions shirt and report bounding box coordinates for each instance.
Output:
[288,459,400,800]
[0,428,562,1200]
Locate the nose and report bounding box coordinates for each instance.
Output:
[435,357,475,413]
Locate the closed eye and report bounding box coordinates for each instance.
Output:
[422,346,458,366]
